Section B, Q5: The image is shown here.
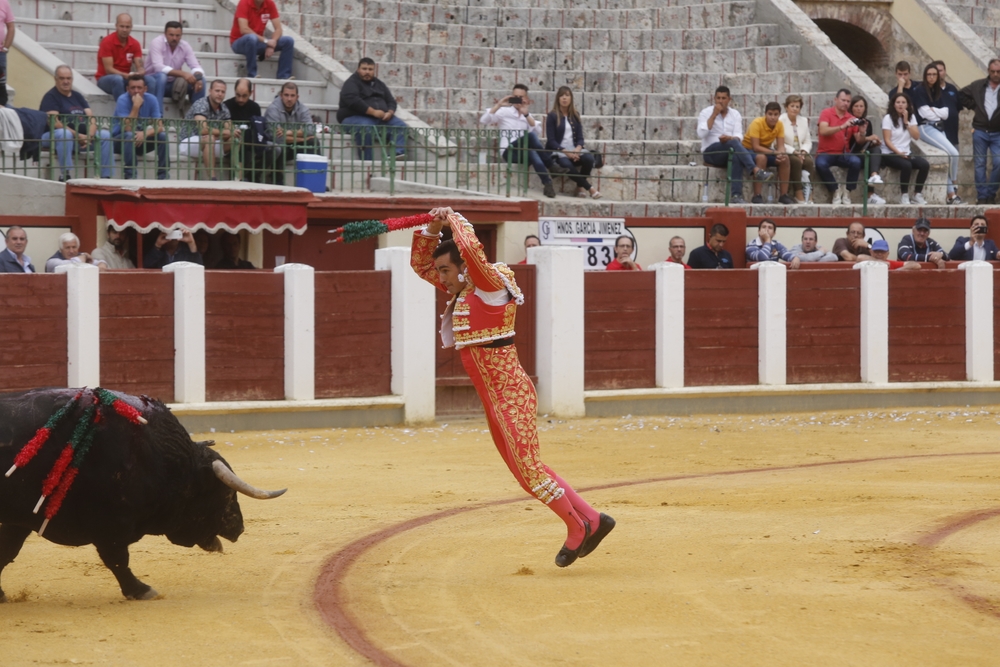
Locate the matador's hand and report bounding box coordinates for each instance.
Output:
[429,207,455,225]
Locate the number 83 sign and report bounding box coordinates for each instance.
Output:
[538,217,636,271]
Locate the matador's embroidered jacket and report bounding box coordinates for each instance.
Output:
[410,213,525,349]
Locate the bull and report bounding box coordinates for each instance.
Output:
[0,388,285,600]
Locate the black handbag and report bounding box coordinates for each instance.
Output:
[592,151,604,169]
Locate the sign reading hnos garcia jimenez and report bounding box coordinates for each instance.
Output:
[538,217,635,271]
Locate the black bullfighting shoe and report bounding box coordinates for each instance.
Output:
[554,520,591,568]
[578,513,615,558]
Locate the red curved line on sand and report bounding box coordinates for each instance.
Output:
[313,450,1000,667]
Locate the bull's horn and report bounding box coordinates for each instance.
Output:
[211,460,286,499]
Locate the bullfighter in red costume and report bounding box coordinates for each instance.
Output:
[411,207,615,567]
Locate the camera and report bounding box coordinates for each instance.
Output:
[164,229,184,241]
[974,225,988,234]
[508,96,523,105]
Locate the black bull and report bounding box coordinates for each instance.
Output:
[0,388,285,600]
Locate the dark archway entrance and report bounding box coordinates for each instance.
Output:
[815,19,892,89]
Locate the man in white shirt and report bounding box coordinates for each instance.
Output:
[697,85,771,204]
[147,21,205,116]
[480,83,568,199]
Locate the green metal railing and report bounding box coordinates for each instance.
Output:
[0,115,533,196]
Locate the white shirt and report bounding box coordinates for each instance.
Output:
[966,239,987,261]
[479,106,541,149]
[986,82,1000,120]
[697,105,743,153]
[880,114,918,155]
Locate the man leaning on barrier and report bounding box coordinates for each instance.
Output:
[337,58,408,161]
[688,223,734,269]
[40,65,113,180]
[113,74,169,180]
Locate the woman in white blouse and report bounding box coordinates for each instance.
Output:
[778,94,813,203]
[881,92,930,205]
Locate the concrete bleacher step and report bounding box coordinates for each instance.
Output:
[17,17,233,54]
[12,0,218,26]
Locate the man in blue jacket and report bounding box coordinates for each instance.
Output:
[113,74,169,179]
[0,226,35,273]
[950,215,999,261]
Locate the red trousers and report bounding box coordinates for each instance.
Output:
[460,344,563,504]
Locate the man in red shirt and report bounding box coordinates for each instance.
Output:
[815,88,862,206]
[96,14,160,105]
[230,0,295,80]
[665,235,690,269]
[605,235,642,271]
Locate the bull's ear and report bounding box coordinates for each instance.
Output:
[195,440,216,447]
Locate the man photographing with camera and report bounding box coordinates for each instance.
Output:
[480,83,567,198]
[949,215,999,261]
[816,88,863,205]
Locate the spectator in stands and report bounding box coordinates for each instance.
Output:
[337,57,408,162]
[45,232,106,272]
[881,92,929,205]
[889,61,914,99]
[216,233,256,269]
[0,226,33,273]
[229,0,294,80]
[481,83,565,199]
[666,236,689,268]
[179,79,231,181]
[113,74,169,180]
[40,65,114,180]
[545,86,601,200]
[92,224,135,269]
[959,59,1000,205]
[742,102,793,205]
[898,217,947,268]
[746,218,799,268]
[266,82,320,170]
[145,227,203,268]
[224,79,279,184]
[870,239,920,270]
[949,215,998,261]
[932,60,961,157]
[833,221,872,262]
[790,228,837,263]
[96,14,159,104]
[817,89,863,205]
[688,223,733,269]
[517,234,539,264]
[605,235,641,271]
[912,64,961,205]
[697,85,771,205]
[148,21,205,118]
[0,0,14,107]
[779,94,813,204]
[848,95,885,206]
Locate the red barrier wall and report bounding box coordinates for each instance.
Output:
[314,271,392,398]
[99,272,174,400]
[787,271,861,384]
[584,271,656,390]
[0,275,67,391]
[205,272,284,401]
[685,271,758,386]
[888,271,965,382]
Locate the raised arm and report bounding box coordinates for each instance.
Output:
[448,213,506,292]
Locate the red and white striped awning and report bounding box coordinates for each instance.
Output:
[103,200,307,235]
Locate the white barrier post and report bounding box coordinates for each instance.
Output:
[275,263,315,400]
[375,247,436,423]
[163,262,205,403]
[56,263,100,387]
[960,260,994,382]
[854,261,888,383]
[653,261,684,388]
[752,261,786,385]
[529,246,585,417]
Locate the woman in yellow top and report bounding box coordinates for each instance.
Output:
[742,102,794,205]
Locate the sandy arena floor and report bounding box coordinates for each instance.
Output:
[1,407,1000,666]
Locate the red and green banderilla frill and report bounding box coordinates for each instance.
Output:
[4,388,148,536]
[327,213,434,244]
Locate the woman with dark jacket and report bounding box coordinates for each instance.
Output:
[545,87,602,199]
[848,95,885,207]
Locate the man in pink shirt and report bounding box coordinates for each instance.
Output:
[815,88,863,205]
[0,0,15,107]
[148,21,206,115]
[229,0,294,80]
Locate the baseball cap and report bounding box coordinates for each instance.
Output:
[871,239,889,252]
[914,217,931,230]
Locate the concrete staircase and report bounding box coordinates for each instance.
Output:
[947,0,1000,48]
